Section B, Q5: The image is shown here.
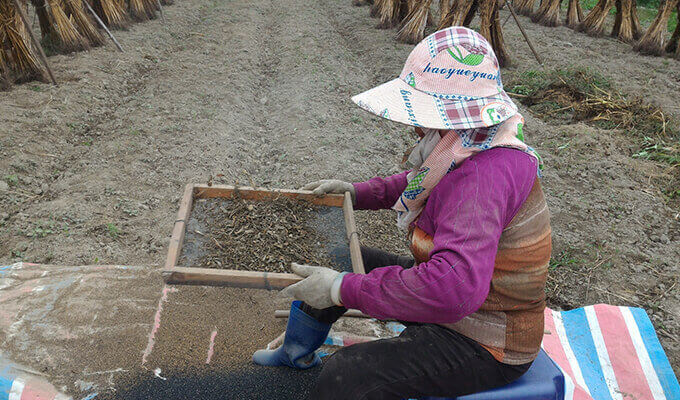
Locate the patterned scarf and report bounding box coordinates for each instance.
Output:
[393,113,541,230]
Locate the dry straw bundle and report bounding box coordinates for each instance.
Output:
[478,0,509,66]
[576,88,669,136]
[128,0,157,21]
[565,0,584,27]
[90,0,129,29]
[611,0,642,42]
[377,0,404,29]
[63,0,104,46]
[666,5,680,58]
[397,0,433,43]
[370,0,385,17]
[31,0,89,53]
[513,0,537,16]
[0,0,45,84]
[438,0,478,28]
[634,0,678,55]
[439,0,451,20]
[532,0,562,26]
[576,0,616,36]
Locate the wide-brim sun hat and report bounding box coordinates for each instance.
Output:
[352,27,517,130]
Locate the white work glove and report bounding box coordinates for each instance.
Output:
[282,263,347,309]
[301,180,356,204]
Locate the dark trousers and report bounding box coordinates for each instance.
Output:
[302,247,531,400]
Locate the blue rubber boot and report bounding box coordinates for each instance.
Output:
[252,301,331,369]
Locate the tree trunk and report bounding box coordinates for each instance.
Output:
[479,0,510,66]
[513,0,536,15]
[612,0,639,42]
[397,0,433,43]
[576,0,616,36]
[565,0,584,27]
[532,0,561,26]
[634,0,678,55]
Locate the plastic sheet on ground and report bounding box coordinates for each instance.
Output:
[0,262,162,399]
[3,262,679,400]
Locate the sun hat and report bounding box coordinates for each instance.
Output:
[351,27,517,130]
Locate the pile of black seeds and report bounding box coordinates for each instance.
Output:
[182,196,346,273]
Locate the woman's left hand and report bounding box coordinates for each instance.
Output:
[282,263,346,309]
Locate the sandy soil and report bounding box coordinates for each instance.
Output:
[1,0,678,377]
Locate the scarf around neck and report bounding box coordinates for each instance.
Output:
[393,113,541,231]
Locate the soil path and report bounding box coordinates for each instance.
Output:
[1,0,678,380]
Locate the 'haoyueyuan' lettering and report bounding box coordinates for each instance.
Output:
[422,63,500,84]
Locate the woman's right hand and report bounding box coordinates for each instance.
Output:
[301,180,356,204]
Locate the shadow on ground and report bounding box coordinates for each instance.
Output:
[110,364,320,400]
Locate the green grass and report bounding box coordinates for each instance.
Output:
[549,249,582,271]
[507,66,671,136]
[107,223,121,238]
[27,221,56,238]
[507,66,611,106]
[4,174,18,186]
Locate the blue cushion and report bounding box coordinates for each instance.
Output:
[420,350,565,400]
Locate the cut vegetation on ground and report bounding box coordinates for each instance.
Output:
[507,66,680,205]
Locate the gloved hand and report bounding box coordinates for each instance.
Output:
[301,180,356,204]
[282,263,347,309]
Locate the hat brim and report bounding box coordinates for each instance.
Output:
[351,78,517,130]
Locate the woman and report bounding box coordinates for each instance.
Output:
[253,27,552,400]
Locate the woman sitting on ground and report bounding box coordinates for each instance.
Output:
[253,27,552,400]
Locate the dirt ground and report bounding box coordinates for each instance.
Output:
[1,0,679,380]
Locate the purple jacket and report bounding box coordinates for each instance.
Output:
[340,147,539,324]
